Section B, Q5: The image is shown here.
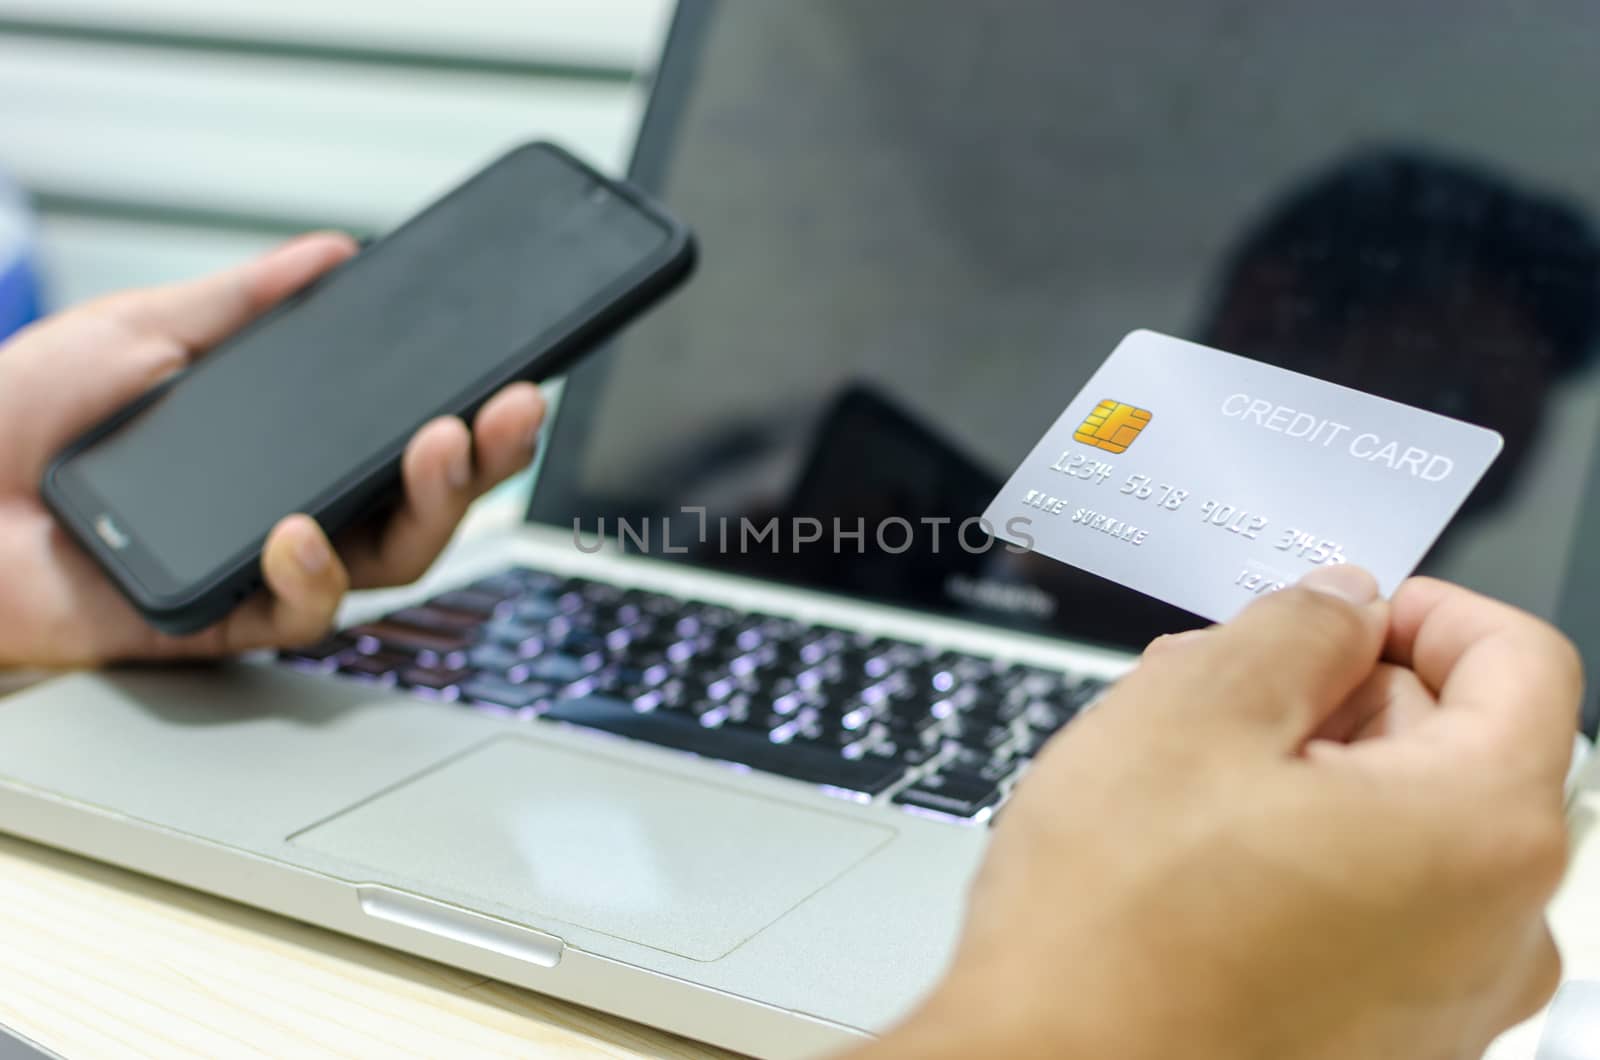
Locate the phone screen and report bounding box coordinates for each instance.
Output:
[57,147,673,594]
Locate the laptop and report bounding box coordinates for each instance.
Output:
[4,1,1600,1055]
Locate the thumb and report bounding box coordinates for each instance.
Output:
[1116,565,1388,756]
[0,234,355,493]
[95,231,357,353]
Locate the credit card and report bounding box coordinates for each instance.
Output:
[981,329,1504,622]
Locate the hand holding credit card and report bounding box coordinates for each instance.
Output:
[982,330,1504,622]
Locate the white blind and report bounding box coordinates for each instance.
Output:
[0,0,670,307]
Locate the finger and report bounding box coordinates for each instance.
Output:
[469,382,546,489]
[96,232,357,353]
[341,385,544,589]
[1347,669,1439,742]
[0,233,357,494]
[1309,662,1436,744]
[1111,565,1387,755]
[342,416,475,588]
[0,318,188,491]
[215,514,348,651]
[1141,628,1212,658]
[1386,576,1581,781]
[1501,923,1563,1028]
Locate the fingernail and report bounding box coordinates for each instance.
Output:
[1298,564,1378,605]
[448,447,472,491]
[296,529,330,575]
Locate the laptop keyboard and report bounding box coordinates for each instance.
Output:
[279,566,1106,823]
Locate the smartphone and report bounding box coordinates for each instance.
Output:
[43,142,695,634]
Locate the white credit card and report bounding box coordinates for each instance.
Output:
[982,329,1504,622]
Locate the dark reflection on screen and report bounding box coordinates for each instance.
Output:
[556,0,1600,653]
[1201,149,1600,516]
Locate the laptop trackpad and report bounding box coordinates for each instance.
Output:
[290,735,895,962]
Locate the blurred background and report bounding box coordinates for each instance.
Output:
[0,0,672,325]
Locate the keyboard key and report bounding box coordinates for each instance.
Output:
[886,688,934,716]
[551,630,607,658]
[943,745,998,777]
[542,696,908,795]
[796,725,860,752]
[943,756,1017,785]
[461,677,552,710]
[868,739,934,766]
[426,588,504,618]
[279,635,353,670]
[931,686,981,717]
[687,602,739,628]
[466,642,522,674]
[387,605,484,634]
[799,635,842,666]
[478,616,544,651]
[512,595,563,623]
[1009,665,1074,699]
[893,771,1001,818]
[349,620,471,657]
[627,627,680,656]
[950,720,1015,752]
[886,713,942,747]
[633,591,683,616]
[1020,697,1073,733]
[400,665,473,695]
[576,582,620,606]
[521,652,595,684]
[588,661,650,695]
[338,651,407,683]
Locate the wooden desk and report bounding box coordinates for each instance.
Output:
[0,828,735,1059]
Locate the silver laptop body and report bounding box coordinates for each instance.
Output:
[0,523,1130,1057]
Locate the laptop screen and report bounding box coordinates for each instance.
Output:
[535,0,1600,664]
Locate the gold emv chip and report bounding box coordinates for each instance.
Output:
[1074,399,1151,453]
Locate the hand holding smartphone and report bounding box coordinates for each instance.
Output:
[43,142,695,634]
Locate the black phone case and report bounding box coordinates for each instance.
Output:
[41,141,696,636]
